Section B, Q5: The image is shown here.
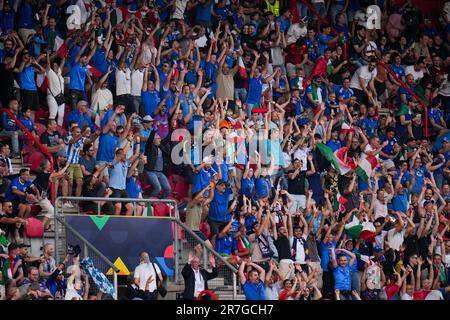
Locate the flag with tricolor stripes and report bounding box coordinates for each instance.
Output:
[333,192,347,213]
[54,36,69,58]
[356,155,378,182]
[87,64,102,78]
[341,122,354,134]
[316,144,356,175]
[344,215,376,241]
[36,72,49,93]
[238,56,247,78]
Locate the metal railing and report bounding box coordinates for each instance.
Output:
[54,196,179,280]
[172,217,238,300]
[54,196,239,300]
[0,108,55,203]
[55,215,119,299]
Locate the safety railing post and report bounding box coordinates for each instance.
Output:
[174,219,179,284]
[113,271,118,300]
[203,246,208,270]
[232,272,237,300]
[55,198,59,263]
[83,243,88,259]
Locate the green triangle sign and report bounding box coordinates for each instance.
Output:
[89,216,110,231]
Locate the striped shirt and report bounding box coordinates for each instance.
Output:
[64,135,86,164]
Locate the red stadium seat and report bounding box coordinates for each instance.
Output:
[152,202,170,216]
[35,122,46,136]
[172,178,189,201]
[27,151,46,172]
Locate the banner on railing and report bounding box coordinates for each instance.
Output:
[64,215,174,277]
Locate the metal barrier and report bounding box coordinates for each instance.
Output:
[0,108,55,203]
[55,215,119,299]
[172,217,238,300]
[54,196,239,300]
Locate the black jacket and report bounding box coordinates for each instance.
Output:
[181,263,218,300]
[144,130,171,173]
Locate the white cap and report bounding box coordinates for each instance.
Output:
[142,115,154,122]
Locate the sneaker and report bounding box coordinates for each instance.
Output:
[63,202,74,208]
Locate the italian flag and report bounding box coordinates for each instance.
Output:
[333,192,347,213]
[316,144,356,175]
[54,36,69,58]
[36,72,49,93]
[345,215,376,241]
[238,57,247,78]
[356,155,379,182]
[341,122,354,134]
[87,64,102,78]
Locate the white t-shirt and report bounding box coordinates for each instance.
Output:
[47,68,65,96]
[265,282,281,300]
[387,228,405,251]
[116,68,131,96]
[289,234,308,263]
[350,65,377,91]
[171,0,189,20]
[374,198,390,220]
[293,147,309,171]
[134,263,162,292]
[405,65,424,82]
[91,87,113,114]
[131,69,145,96]
[287,24,307,44]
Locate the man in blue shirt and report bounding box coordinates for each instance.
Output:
[208,179,233,245]
[109,138,140,216]
[336,78,354,104]
[141,64,160,117]
[379,128,399,168]
[6,168,40,219]
[317,25,340,56]
[66,100,96,133]
[326,127,342,152]
[245,52,277,116]
[360,105,379,138]
[14,49,45,121]
[331,247,356,300]
[238,260,266,300]
[68,41,96,110]
[96,107,121,185]
[0,99,23,158]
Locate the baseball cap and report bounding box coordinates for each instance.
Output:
[217,179,229,187]
[443,137,449,143]
[56,149,67,158]
[142,115,154,122]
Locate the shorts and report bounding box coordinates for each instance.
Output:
[207,218,228,237]
[110,188,130,201]
[191,230,208,242]
[68,164,83,180]
[21,89,40,111]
